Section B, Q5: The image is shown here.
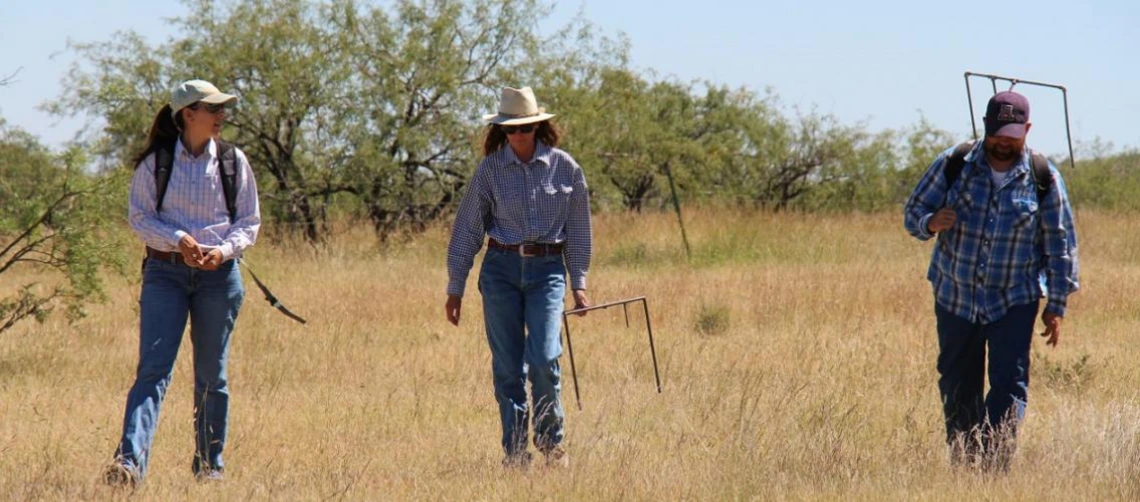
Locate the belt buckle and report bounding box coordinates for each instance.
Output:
[518,243,536,258]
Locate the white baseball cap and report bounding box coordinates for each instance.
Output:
[170,79,238,119]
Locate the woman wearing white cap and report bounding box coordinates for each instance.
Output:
[104,79,260,485]
[445,86,593,468]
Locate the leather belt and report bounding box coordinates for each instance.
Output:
[145,246,187,265]
[487,238,564,257]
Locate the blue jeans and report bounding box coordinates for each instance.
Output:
[478,248,567,456]
[114,258,244,479]
[935,300,1037,467]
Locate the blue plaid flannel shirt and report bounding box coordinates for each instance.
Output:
[447,141,592,297]
[904,142,1079,323]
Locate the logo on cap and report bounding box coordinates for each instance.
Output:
[997,104,1017,122]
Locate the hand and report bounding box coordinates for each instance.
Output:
[198,248,225,271]
[571,289,591,316]
[927,208,958,234]
[445,295,462,326]
[1041,312,1063,348]
[178,235,202,268]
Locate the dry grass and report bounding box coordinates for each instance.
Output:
[2,208,1139,500]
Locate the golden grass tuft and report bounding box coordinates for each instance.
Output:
[1,208,1138,500]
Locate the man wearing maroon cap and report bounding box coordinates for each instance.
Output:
[903,91,1079,471]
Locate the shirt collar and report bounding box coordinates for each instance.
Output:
[175,137,217,161]
[502,140,553,167]
[533,141,553,167]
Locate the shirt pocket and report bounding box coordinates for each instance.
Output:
[1011,198,1039,228]
[544,183,574,198]
[541,183,573,220]
[493,180,527,222]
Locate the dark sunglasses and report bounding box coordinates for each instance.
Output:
[501,124,536,135]
[190,102,228,114]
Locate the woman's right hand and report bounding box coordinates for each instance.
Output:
[445,295,462,326]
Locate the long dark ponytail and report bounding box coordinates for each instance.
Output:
[131,104,185,168]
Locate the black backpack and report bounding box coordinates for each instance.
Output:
[943,141,1053,201]
[154,138,239,222]
[149,139,306,324]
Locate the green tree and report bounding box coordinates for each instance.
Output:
[553,68,747,212]
[0,120,126,335]
[1068,148,1140,211]
[49,0,596,242]
[328,0,549,237]
[795,119,959,212]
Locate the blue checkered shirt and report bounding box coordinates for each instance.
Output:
[447,141,592,297]
[904,143,1079,323]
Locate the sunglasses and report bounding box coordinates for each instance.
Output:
[190,102,228,114]
[501,124,536,135]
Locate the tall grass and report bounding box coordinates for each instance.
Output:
[1,208,1138,500]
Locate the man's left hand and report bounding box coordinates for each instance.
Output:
[1041,312,1063,348]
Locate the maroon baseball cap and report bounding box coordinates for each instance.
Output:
[984,91,1030,138]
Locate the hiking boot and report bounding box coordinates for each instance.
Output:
[195,468,225,482]
[103,461,139,488]
[542,446,569,468]
[501,451,533,470]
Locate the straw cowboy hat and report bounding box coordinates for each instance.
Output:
[482,86,556,126]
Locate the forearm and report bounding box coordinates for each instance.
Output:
[1043,228,1079,316]
[1042,181,1080,317]
[129,197,185,248]
[218,153,262,260]
[446,240,480,296]
[565,251,590,290]
[906,211,936,240]
[219,218,260,260]
[565,195,592,290]
[903,153,952,241]
[128,157,186,248]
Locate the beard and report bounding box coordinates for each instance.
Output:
[985,142,1020,162]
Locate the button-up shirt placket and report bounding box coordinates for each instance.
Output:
[523,160,536,238]
[974,180,999,323]
[903,142,1079,324]
[446,141,593,297]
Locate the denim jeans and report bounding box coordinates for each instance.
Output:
[114,258,244,479]
[478,248,567,456]
[935,300,1037,467]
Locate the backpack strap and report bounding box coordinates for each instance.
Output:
[942,141,975,202]
[154,139,176,214]
[945,142,1054,202]
[1028,150,1053,201]
[154,139,240,223]
[216,140,239,223]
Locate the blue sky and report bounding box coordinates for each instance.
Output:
[2,0,1136,158]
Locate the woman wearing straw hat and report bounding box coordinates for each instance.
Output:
[104,79,260,485]
[445,86,593,468]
